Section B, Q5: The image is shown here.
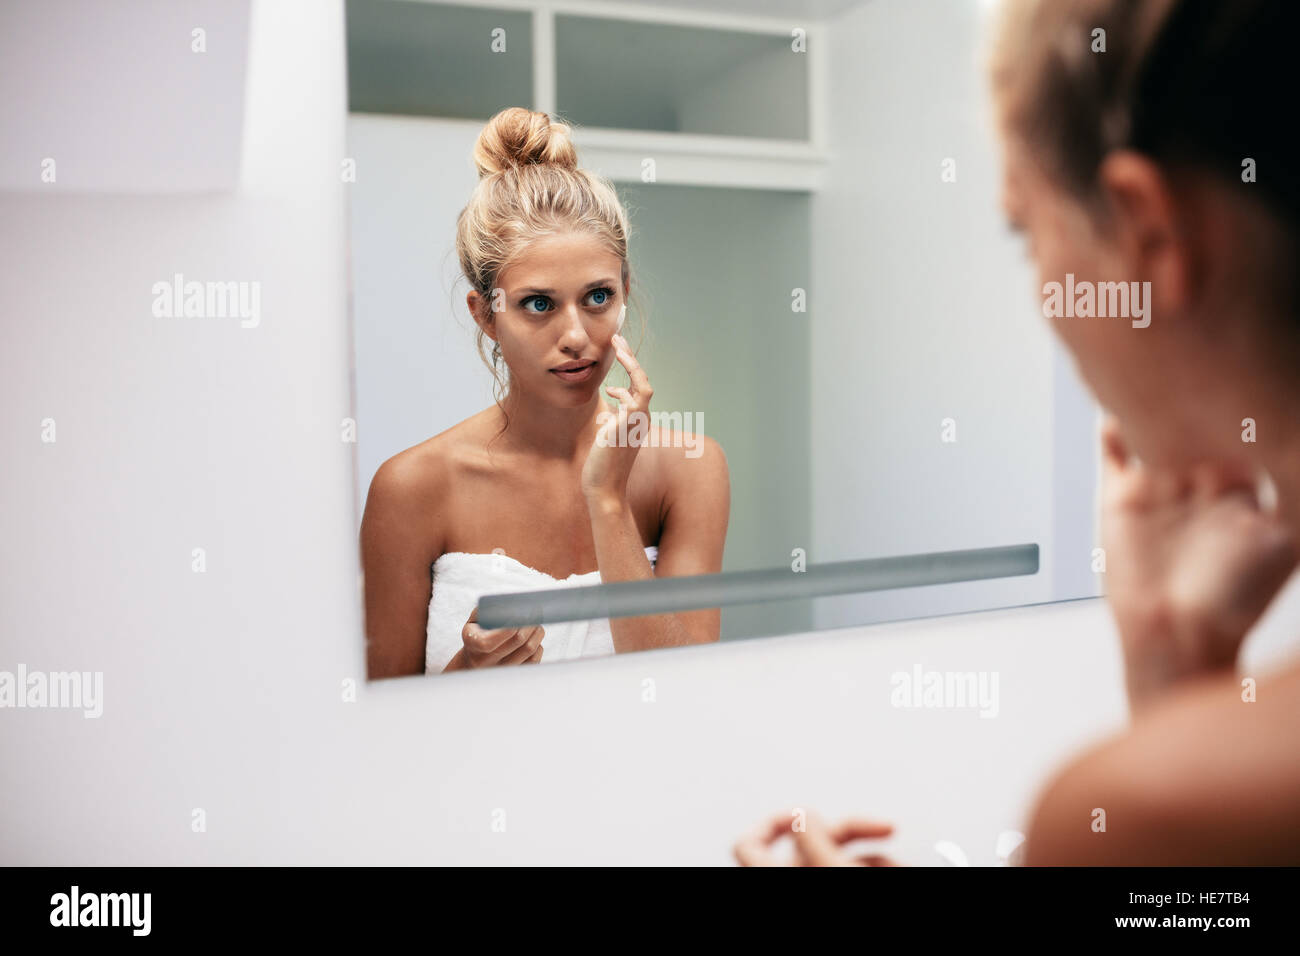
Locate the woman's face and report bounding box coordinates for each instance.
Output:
[996,121,1218,469]
[478,232,625,408]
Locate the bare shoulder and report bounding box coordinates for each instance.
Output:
[364,409,498,523]
[645,425,730,494]
[366,434,449,511]
[1025,662,1300,865]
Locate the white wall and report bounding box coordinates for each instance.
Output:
[349,115,497,502]
[0,0,250,192]
[1,0,360,863]
[0,0,1209,866]
[811,0,1100,629]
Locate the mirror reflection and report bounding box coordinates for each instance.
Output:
[349,0,1099,680]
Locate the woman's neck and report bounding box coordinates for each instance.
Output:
[495,389,606,462]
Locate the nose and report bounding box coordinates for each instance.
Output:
[556,304,593,352]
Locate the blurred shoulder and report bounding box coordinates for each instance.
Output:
[1025,663,1300,865]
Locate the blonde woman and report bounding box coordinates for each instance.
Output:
[363,108,730,678]
[738,0,1300,865]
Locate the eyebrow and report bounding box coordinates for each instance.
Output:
[515,278,618,295]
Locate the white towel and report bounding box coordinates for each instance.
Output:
[425,546,659,674]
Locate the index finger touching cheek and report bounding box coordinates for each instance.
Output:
[613,334,652,397]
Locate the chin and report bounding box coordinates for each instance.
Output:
[546,379,598,404]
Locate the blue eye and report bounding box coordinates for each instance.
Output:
[586,287,618,309]
[522,295,550,314]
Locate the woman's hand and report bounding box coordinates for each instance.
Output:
[581,333,653,507]
[734,810,900,866]
[446,606,544,671]
[1099,417,1297,709]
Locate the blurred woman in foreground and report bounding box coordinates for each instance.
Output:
[738,0,1300,865]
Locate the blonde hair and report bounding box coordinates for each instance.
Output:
[455,107,635,428]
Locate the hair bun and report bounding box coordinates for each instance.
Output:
[473,107,578,178]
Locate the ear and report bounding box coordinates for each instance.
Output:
[1097,151,1196,317]
[467,290,496,341]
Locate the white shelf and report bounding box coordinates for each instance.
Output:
[349,0,829,192]
[573,127,829,192]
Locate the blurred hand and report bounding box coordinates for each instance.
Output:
[734,809,901,866]
[1099,417,1297,709]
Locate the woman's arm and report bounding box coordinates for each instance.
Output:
[581,332,730,651]
[588,433,731,652]
[361,453,445,679]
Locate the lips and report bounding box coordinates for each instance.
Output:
[549,359,597,383]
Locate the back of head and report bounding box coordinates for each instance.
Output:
[992,0,1299,309]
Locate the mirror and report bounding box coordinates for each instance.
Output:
[346,0,1101,679]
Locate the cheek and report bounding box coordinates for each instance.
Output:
[499,322,546,367]
[596,324,618,351]
[1030,226,1113,368]
[507,317,546,346]
[1032,223,1084,284]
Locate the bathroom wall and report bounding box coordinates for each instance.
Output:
[811,0,1102,629]
[0,0,1168,866]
